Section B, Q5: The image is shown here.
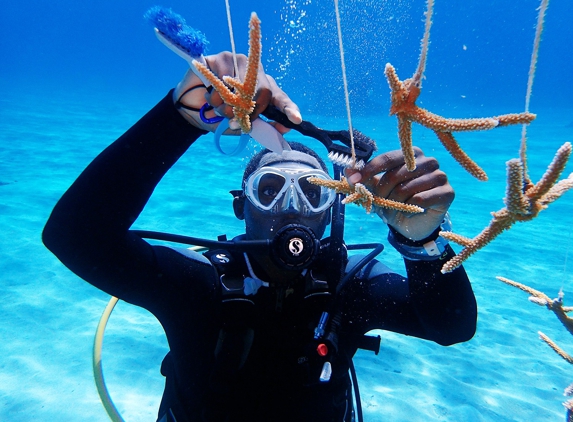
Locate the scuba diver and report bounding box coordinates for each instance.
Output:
[42,51,477,422]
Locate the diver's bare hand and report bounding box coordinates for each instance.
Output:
[173,51,301,133]
[346,147,454,241]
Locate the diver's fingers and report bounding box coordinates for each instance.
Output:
[205,87,222,108]
[207,69,273,126]
[203,52,244,119]
[372,153,440,199]
[204,51,243,80]
[346,149,409,185]
[347,147,429,186]
[268,121,293,135]
[366,147,426,180]
[406,184,455,214]
[251,64,273,121]
[267,75,302,124]
[202,53,283,127]
[207,92,234,120]
[385,168,452,208]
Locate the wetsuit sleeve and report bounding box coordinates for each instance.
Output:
[42,91,215,313]
[344,245,477,346]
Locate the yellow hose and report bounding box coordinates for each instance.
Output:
[92,246,207,421]
[93,296,125,422]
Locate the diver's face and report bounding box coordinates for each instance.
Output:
[242,162,332,241]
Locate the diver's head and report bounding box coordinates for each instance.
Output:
[233,142,335,241]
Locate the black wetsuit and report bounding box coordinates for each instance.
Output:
[42,91,477,422]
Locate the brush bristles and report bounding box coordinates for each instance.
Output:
[145,6,208,57]
[328,151,365,170]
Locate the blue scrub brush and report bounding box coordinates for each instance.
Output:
[145,6,211,85]
[146,7,293,155]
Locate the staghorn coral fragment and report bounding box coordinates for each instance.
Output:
[539,332,573,365]
[499,273,573,419]
[307,176,424,215]
[193,12,261,133]
[440,143,573,273]
[384,0,536,180]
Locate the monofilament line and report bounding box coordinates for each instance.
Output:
[334,0,356,167]
[224,0,240,78]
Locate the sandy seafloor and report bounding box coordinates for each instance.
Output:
[1,0,573,421]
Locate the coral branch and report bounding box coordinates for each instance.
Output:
[441,143,573,273]
[193,12,261,133]
[539,332,573,365]
[307,176,424,214]
[384,0,536,179]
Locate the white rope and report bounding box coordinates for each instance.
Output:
[334,0,356,167]
[520,0,549,166]
[525,0,549,113]
[224,0,240,78]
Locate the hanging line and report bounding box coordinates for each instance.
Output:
[520,0,549,172]
[519,0,571,287]
[524,0,549,113]
[224,0,240,79]
[333,0,357,167]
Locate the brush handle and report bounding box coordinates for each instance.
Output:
[262,106,374,162]
[154,29,212,87]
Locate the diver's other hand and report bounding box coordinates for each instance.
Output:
[174,51,301,133]
[346,147,454,241]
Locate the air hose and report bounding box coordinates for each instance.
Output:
[93,245,208,422]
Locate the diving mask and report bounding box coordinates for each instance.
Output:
[244,164,336,217]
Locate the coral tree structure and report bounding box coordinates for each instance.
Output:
[416,0,573,274]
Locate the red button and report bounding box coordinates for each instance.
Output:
[317,343,328,356]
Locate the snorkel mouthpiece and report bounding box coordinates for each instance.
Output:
[270,224,320,270]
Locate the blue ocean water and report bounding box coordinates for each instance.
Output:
[1,0,573,421]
